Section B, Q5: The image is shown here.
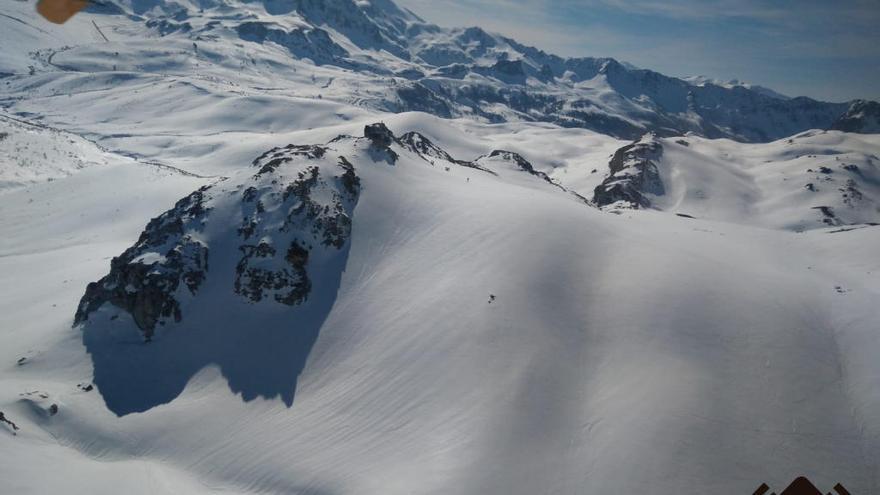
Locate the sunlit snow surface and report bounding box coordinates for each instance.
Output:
[1,1,879,494]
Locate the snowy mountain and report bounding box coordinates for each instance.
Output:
[831,100,880,134]
[592,130,880,230]
[2,1,880,494]
[1,0,875,143]
[681,75,792,101]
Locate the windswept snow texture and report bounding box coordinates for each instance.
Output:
[1,0,880,494]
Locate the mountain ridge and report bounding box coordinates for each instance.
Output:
[53,0,870,143]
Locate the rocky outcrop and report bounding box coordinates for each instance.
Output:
[236,22,349,65]
[482,150,555,184]
[234,239,311,306]
[398,131,455,163]
[75,138,362,342]
[394,83,453,118]
[472,149,588,203]
[74,188,212,341]
[830,100,880,134]
[364,123,399,163]
[364,123,395,148]
[399,131,494,175]
[74,122,582,344]
[593,135,665,208]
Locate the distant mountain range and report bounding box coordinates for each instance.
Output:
[73,0,876,142]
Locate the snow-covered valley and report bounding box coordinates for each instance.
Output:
[1,0,879,494]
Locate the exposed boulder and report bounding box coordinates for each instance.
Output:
[593,135,665,208]
[364,123,395,148]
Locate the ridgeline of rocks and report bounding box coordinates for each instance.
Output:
[593,135,665,209]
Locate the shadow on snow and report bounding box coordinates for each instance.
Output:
[81,244,350,417]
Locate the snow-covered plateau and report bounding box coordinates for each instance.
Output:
[1,0,879,494]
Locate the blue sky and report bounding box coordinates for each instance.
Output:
[396,0,880,102]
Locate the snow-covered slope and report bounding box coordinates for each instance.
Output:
[2,117,880,494]
[0,113,122,192]
[2,1,880,494]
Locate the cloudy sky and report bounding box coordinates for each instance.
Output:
[396,0,880,102]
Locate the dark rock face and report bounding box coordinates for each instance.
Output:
[74,188,212,341]
[234,240,311,306]
[364,122,400,163]
[237,146,360,305]
[364,122,395,148]
[840,179,864,208]
[485,59,527,84]
[365,123,404,165]
[77,137,366,415]
[593,136,665,208]
[830,100,880,134]
[399,131,456,163]
[337,156,360,198]
[484,150,556,185]
[236,22,349,65]
[398,131,495,175]
[75,140,361,342]
[394,83,453,118]
[251,144,328,174]
[812,206,842,226]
